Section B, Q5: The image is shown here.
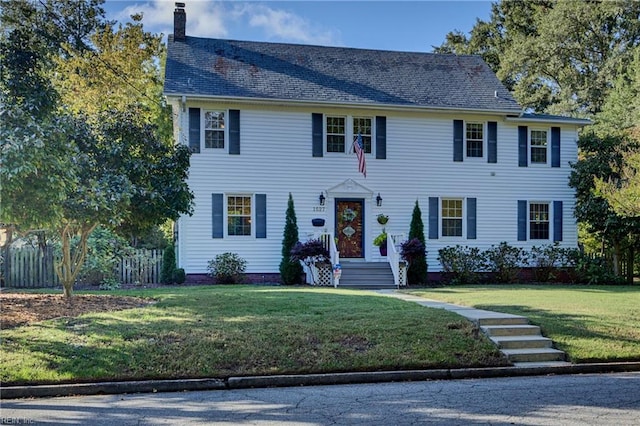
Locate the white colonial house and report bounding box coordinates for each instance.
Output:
[163,4,589,286]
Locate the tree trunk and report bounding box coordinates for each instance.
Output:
[627,246,635,285]
[612,241,621,277]
[55,222,97,298]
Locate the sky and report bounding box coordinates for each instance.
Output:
[104,0,493,53]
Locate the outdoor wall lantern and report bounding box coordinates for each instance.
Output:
[319,192,326,206]
[376,193,383,207]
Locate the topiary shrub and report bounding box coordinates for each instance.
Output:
[484,242,528,283]
[279,193,304,284]
[161,243,177,284]
[207,252,247,284]
[438,245,485,284]
[407,200,428,284]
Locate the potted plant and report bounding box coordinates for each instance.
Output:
[376,214,389,225]
[373,231,388,256]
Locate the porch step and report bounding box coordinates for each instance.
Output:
[501,348,566,363]
[489,335,553,350]
[481,324,541,337]
[338,262,396,289]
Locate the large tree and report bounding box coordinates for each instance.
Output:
[0,0,193,296]
[435,0,640,115]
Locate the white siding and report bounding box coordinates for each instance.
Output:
[176,103,580,274]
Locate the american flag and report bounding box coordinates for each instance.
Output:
[353,133,367,178]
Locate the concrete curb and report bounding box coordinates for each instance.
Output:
[3,362,640,400]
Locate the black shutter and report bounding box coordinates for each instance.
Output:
[229,109,240,155]
[453,120,464,162]
[255,194,267,239]
[517,200,527,241]
[212,193,224,238]
[551,127,561,167]
[188,108,200,153]
[429,197,439,239]
[467,198,477,240]
[312,113,323,157]
[488,121,497,163]
[518,126,528,167]
[376,116,387,159]
[553,200,563,242]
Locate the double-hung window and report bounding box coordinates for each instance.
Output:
[353,117,372,153]
[227,195,252,236]
[326,116,346,153]
[466,122,484,158]
[205,111,225,149]
[442,198,463,237]
[326,115,373,154]
[530,129,548,164]
[529,202,549,240]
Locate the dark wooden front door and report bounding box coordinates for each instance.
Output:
[336,199,364,258]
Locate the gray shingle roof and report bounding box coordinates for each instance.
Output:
[164,35,522,113]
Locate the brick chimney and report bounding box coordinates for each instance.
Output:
[174,2,186,41]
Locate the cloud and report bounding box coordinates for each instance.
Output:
[108,1,340,45]
[112,0,227,38]
[232,3,340,45]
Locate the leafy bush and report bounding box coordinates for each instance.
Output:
[529,243,566,282]
[78,227,130,287]
[438,245,485,284]
[400,238,426,265]
[172,268,186,285]
[563,249,625,285]
[207,252,247,284]
[484,242,528,283]
[290,239,330,267]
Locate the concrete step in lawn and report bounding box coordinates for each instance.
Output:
[374,291,571,367]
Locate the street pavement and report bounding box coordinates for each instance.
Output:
[2,372,640,425]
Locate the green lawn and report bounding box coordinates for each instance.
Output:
[408,285,640,363]
[0,286,507,385]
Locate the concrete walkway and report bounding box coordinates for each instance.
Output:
[376,290,571,367]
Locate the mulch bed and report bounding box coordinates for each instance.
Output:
[0,293,153,329]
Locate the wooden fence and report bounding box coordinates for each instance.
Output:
[1,247,165,288]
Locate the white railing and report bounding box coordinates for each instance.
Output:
[319,232,340,287]
[388,233,406,287]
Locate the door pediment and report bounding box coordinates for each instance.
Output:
[326,179,373,199]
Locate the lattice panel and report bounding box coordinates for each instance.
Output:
[315,263,333,286]
[399,262,407,287]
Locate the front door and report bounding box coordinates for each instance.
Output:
[335,199,365,258]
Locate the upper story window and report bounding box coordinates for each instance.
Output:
[442,198,463,237]
[326,116,346,153]
[227,195,252,236]
[529,202,549,239]
[353,117,372,154]
[530,129,548,164]
[205,111,225,149]
[466,122,484,158]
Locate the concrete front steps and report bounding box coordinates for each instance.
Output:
[374,292,571,368]
[338,262,396,289]
[478,316,568,366]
